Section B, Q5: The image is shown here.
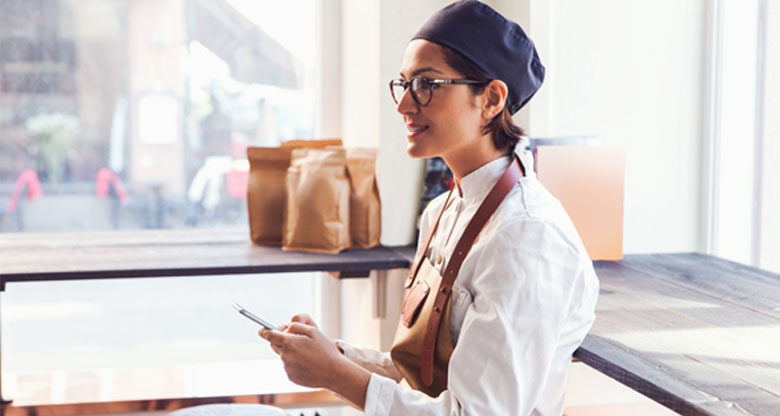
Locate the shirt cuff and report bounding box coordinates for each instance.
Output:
[335,340,355,358]
[364,372,396,416]
[335,340,403,382]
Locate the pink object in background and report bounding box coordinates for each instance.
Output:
[535,146,625,260]
[6,169,43,212]
[95,167,130,204]
[226,169,249,198]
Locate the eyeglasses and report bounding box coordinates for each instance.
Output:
[389,77,489,107]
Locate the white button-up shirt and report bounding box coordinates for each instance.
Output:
[340,147,599,415]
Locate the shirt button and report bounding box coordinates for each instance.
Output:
[454,201,461,211]
[437,253,443,264]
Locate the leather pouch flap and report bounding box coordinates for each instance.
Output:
[401,280,430,328]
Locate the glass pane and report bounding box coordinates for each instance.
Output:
[1,272,321,404]
[0,0,315,232]
[0,0,321,405]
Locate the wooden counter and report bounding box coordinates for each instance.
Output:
[2,230,778,415]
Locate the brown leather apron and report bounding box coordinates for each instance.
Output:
[390,157,524,397]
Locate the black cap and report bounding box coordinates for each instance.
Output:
[412,0,545,114]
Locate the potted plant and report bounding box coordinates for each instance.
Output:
[25,113,80,184]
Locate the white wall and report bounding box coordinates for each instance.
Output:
[341,0,709,253]
[529,0,706,253]
[315,0,342,139]
[341,0,380,150]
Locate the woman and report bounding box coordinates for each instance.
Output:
[261,1,599,415]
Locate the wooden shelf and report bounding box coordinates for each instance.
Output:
[0,229,414,286]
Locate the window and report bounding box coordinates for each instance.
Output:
[705,0,779,273]
[0,0,323,405]
[0,0,315,231]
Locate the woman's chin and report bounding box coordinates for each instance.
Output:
[406,144,431,159]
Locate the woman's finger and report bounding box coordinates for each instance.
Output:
[259,328,288,347]
[285,322,315,337]
[290,313,317,327]
[258,330,284,355]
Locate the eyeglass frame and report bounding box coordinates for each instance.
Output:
[388,77,490,107]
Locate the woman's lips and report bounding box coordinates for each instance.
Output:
[406,124,429,139]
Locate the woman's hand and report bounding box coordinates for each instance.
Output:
[259,314,371,409]
[259,314,342,388]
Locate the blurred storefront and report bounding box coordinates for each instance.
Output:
[0,0,313,232]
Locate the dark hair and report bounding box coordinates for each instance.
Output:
[438,44,525,154]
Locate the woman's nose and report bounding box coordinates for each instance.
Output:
[396,88,418,115]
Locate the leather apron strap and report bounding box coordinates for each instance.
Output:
[419,156,524,387]
[405,187,454,289]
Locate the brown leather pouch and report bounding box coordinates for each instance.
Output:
[391,258,453,397]
[401,279,430,327]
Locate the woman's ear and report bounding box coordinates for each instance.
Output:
[481,80,508,120]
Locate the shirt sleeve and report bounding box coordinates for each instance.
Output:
[363,219,588,416]
[336,340,403,382]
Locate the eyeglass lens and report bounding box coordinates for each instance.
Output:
[391,78,432,106]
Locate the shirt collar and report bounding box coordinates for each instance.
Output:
[456,156,512,202]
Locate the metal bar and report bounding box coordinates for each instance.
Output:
[700,0,724,255]
[752,0,768,268]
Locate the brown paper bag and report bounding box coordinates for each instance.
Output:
[247,147,294,245]
[346,148,381,248]
[246,139,343,245]
[283,147,351,253]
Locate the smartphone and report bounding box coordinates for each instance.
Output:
[232,302,282,332]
